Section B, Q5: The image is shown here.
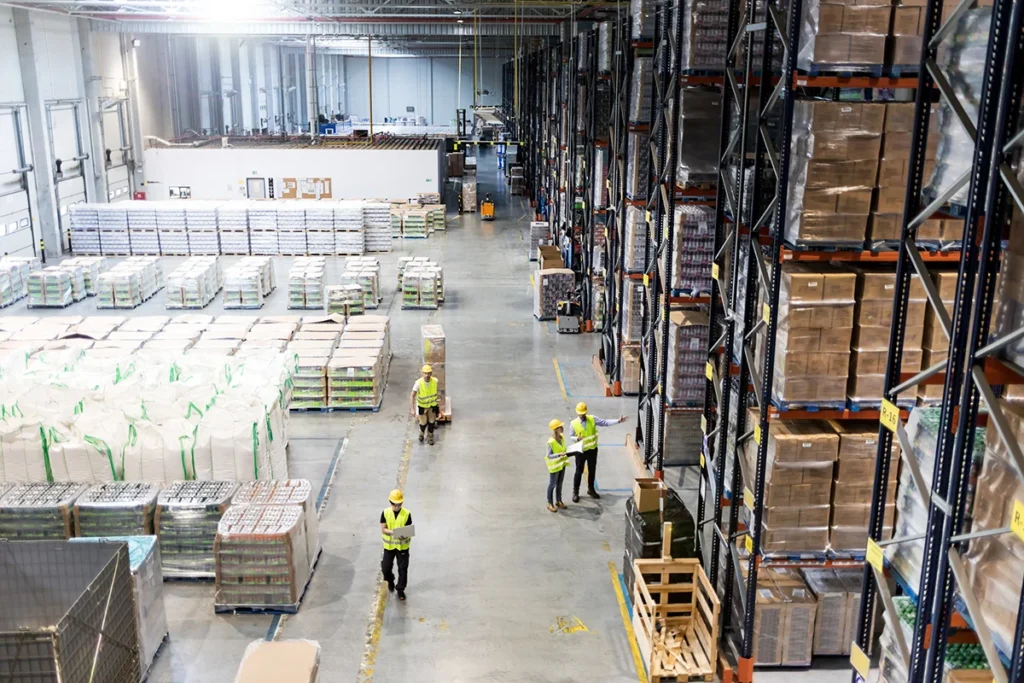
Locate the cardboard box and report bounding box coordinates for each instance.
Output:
[880,131,938,159]
[781,265,824,302]
[849,348,924,375]
[633,478,665,514]
[832,480,897,505]
[832,503,895,527]
[856,299,927,328]
[763,505,832,529]
[806,158,880,188]
[799,133,882,161]
[892,4,925,34]
[868,212,901,241]
[761,525,830,554]
[803,33,886,64]
[848,265,927,301]
[537,245,564,271]
[817,3,891,33]
[761,415,840,463]
[831,421,883,459]
[802,568,851,655]
[751,580,786,665]
[823,269,858,301]
[792,214,869,243]
[234,640,321,683]
[875,184,908,213]
[830,524,892,550]
[803,188,873,214]
[775,351,851,378]
[819,325,855,352]
[794,101,886,134]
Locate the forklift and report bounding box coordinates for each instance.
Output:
[481,193,496,221]
[556,299,582,334]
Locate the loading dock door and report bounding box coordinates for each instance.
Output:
[102,100,132,202]
[47,101,89,251]
[0,107,34,256]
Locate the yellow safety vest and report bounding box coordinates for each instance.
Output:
[572,415,598,450]
[546,437,569,473]
[416,377,439,409]
[382,507,411,551]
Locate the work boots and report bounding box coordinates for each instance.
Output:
[418,432,425,443]
[427,432,435,445]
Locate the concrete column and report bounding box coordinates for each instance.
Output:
[218,37,234,134]
[121,34,146,193]
[196,38,213,133]
[252,42,267,132]
[238,40,254,133]
[77,20,106,203]
[292,51,303,133]
[267,45,281,133]
[13,9,60,258]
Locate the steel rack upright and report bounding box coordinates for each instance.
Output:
[599,13,635,395]
[849,0,1024,679]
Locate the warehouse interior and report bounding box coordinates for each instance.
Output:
[0,0,1022,682]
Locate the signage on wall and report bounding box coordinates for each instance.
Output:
[168,186,192,199]
[280,177,333,200]
[268,178,275,198]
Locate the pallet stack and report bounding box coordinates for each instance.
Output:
[218,203,251,254]
[0,482,86,540]
[73,483,159,537]
[287,257,327,310]
[27,268,75,308]
[166,256,222,310]
[277,203,309,256]
[534,268,574,320]
[128,202,162,255]
[829,422,896,552]
[363,200,392,252]
[186,201,222,255]
[326,284,365,317]
[156,480,238,578]
[421,324,446,408]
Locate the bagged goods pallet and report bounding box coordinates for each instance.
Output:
[402,268,441,309]
[60,264,88,302]
[156,480,238,578]
[128,203,162,255]
[343,257,381,309]
[534,268,574,320]
[628,57,653,123]
[70,535,169,677]
[233,479,320,570]
[166,256,222,310]
[0,482,87,539]
[74,482,160,536]
[234,640,321,683]
[390,207,405,238]
[0,350,293,484]
[214,504,312,613]
[0,541,141,683]
[288,258,327,310]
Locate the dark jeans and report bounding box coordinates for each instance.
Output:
[417,405,436,434]
[381,548,409,592]
[573,448,598,494]
[547,469,565,505]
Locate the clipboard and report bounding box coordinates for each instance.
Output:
[566,441,585,455]
[391,525,416,539]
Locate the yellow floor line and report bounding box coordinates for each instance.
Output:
[357,436,414,682]
[552,357,568,402]
[530,273,535,288]
[608,561,648,683]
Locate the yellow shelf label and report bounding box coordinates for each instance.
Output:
[880,399,900,433]
[700,414,708,434]
[1011,499,1024,542]
[866,538,884,573]
[700,452,706,468]
[743,487,754,509]
[711,263,720,281]
[850,643,871,679]
[744,534,754,554]
[754,424,762,445]
[762,302,771,325]
[642,274,649,287]
[705,362,714,381]
[645,210,651,224]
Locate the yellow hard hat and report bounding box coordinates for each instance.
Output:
[549,419,564,431]
[421,364,433,374]
[575,401,588,415]
[388,489,404,504]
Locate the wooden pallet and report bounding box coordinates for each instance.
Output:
[632,524,720,683]
[437,396,452,423]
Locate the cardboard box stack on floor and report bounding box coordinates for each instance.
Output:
[744,411,837,555]
[763,264,856,407]
[233,479,320,571]
[828,421,896,552]
[846,265,926,404]
[800,567,865,656]
[749,567,819,666]
[422,325,446,405]
[965,399,1024,652]
[787,101,885,244]
[234,640,321,683]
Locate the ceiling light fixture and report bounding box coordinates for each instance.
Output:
[453,9,462,14]
[457,18,464,22]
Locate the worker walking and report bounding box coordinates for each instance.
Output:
[381,489,412,601]
[410,364,439,445]
[570,402,628,503]
[545,419,570,513]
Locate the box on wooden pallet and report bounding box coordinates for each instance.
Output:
[233,479,320,571]
[421,324,446,402]
[631,529,719,683]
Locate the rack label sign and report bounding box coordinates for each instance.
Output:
[880,399,900,433]
[711,263,720,281]
[700,452,706,468]
[1011,499,1024,542]
[700,414,707,433]
[753,424,762,445]
[643,274,649,287]
[866,538,884,572]
[762,303,771,325]
[850,643,871,679]
[743,487,754,510]
[705,362,714,381]
[744,534,753,553]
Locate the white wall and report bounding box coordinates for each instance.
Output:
[143,147,441,200]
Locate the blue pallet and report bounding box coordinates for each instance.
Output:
[771,399,847,412]
[887,64,920,78]
[848,398,914,412]
[784,239,868,252]
[800,63,884,78]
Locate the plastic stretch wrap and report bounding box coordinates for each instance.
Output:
[681,0,729,70]
[628,58,653,123]
[70,536,168,677]
[27,268,74,308]
[626,133,651,200]
[61,257,107,296]
[0,482,87,539]
[156,480,237,577]
[676,89,721,185]
[622,279,645,343]
[796,0,890,70]
[166,257,221,310]
[667,204,715,293]
[214,504,310,611]
[786,100,884,244]
[288,258,327,310]
[631,0,655,38]
[623,207,653,273]
[233,479,320,570]
[923,8,992,207]
[533,268,574,321]
[597,21,612,71]
[664,311,708,406]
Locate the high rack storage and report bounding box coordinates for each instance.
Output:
[691,0,1024,670]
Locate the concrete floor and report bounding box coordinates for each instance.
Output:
[19,152,854,682]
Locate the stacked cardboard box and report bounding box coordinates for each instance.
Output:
[800,567,865,656]
[664,311,708,406]
[846,265,926,404]
[868,102,944,243]
[534,268,574,320]
[748,567,819,666]
[327,349,386,409]
[288,258,327,310]
[796,0,889,69]
[326,284,365,317]
[765,264,856,407]
[422,325,446,405]
[233,479,320,571]
[744,413,838,555]
[828,421,896,551]
[234,640,321,683]
[965,399,1024,653]
[787,101,884,244]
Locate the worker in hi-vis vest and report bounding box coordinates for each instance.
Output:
[380,489,412,601]
[409,364,439,445]
[545,419,570,513]
[570,402,628,503]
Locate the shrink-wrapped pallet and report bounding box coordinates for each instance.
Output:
[166,257,220,310]
[629,58,653,123]
[665,311,708,406]
[156,480,238,577]
[666,204,715,294]
[27,267,74,308]
[288,257,327,310]
[624,206,653,273]
[327,351,385,409]
[0,482,86,539]
[362,201,392,253]
[622,279,646,343]
[529,221,551,261]
[70,535,169,677]
[326,284,365,317]
[676,89,721,185]
[631,0,655,39]
[234,479,320,570]
[421,324,446,402]
[461,179,478,212]
[224,265,267,309]
[74,482,159,537]
[534,268,574,320]
[597,21,613,72]
[796,0,890,71]
[626,133,650,199]
[214,504,311,611]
